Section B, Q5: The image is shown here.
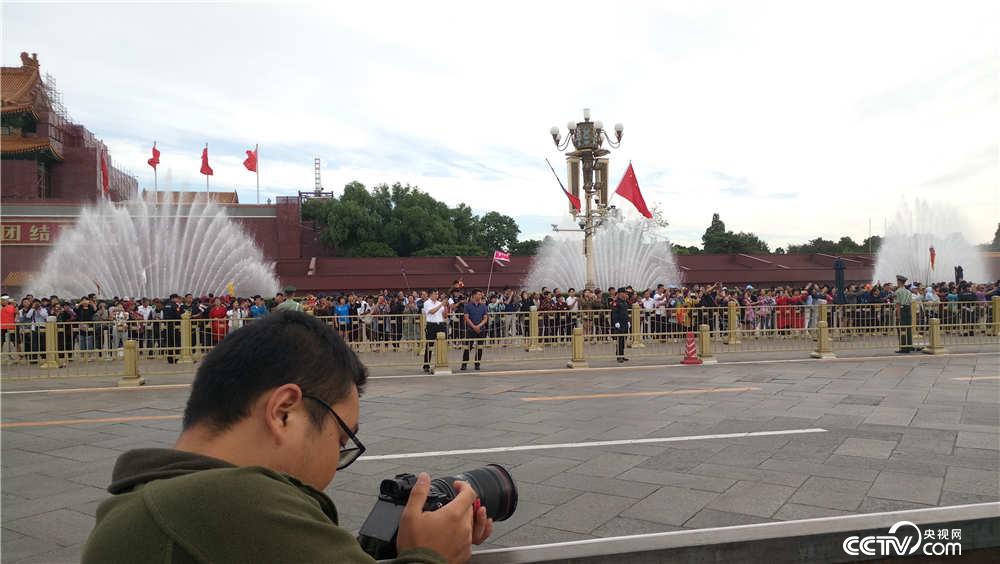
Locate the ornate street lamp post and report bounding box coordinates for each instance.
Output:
[550,108,624,290]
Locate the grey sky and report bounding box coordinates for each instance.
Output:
[3,1,997,246]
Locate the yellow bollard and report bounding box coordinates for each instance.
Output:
[630,303,645,348]
[922,318,947,355]
[726,300,741,345]
[526,306,542,351]
[118,339,146,387]
[39,316,60,369]
[418,315,427,352]
[810,321,836,359]
[697,323,717,364]
[819,303,829,338]
[991,296,1000,337]
[567,326,588,368]
[178,312,194,364]
[910,301,920,339]
[433,331,451,374]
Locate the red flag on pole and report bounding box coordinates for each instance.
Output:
[563,186,581,213]
[243,145,258,172]
[614,163,652,218]
[929,246,936,271]
[100,151,110,197]
[147,142,160,169]
[200,147,214,176]
[493,250,511,266]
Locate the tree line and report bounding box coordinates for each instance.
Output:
[301,182,541,257]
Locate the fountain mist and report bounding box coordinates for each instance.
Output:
[31,197,280,298]
[873,199,988,284]
[525,214,680,290]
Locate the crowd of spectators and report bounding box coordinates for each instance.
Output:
[1,278,996,363]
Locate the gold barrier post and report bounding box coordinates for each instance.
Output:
[178,312,194,364]
[991,296,1000,336]
[527,306,542,352]
[567,326,588,368]
[922,318,947,355]
[810,320,835,359]
[726,301,741,345]
[39,316,60,369]
[910,301,920,339]
[118,339,146,387]
[433,331,451,374]
[419,315,427,352]
[698,323,717,364]
[630,303,645,348]
[818,303,829,336]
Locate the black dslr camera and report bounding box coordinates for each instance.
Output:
[358,464,518,559]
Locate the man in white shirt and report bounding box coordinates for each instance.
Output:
[421,289,447,373]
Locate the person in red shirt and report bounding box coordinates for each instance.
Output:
[209,298,228,345]
[1,295,17,360]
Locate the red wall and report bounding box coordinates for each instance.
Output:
[0,160,39,199]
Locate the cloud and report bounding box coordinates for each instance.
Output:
[3,0,997,248]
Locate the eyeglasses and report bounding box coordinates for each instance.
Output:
[302,394,365,470]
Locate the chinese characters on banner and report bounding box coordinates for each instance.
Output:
[0,222,63,245]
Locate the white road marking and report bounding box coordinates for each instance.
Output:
[357,428,827,461]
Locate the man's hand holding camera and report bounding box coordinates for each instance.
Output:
[397,473,493,563]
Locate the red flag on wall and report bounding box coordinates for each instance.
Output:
[147,142,160,169]
[929,246,936,271]
[614,163,652,218]
[200,147,214,176]
[243,145,258,172]
[100,151,110,197]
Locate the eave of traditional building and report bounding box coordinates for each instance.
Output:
[0,135,64,161]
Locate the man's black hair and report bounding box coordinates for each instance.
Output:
[182,310,368,432]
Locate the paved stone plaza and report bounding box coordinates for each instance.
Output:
[2,352,998,563]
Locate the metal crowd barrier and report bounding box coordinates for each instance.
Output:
[1,298,996,382]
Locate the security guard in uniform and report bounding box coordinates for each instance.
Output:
[611,287,631,362]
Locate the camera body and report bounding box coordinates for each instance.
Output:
[357,465,517,560]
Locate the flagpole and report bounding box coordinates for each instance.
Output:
[205,143,209,194]
[486,257,495,296]
[153,140,158,193]
[400,262,411,293]
[256,144,260,204]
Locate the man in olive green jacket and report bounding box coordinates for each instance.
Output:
[83,311,492,563]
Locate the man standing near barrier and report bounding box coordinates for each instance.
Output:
[421,289,447,373]
[461,290,488,371]
[894,274,914,353]
[163,294,183,363]
[612,287,631,363]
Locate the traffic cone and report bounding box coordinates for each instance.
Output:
[681,331,702,365]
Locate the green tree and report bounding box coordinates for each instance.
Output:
[701,213,726,248]
[991,223,1000,251]
[352,241,397,257]
[671,244,701,255]
[510,238,542,255]
[477,211,520,251]
[861,235,882,254]
[701,213,770,254]
[303,181,528,257]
